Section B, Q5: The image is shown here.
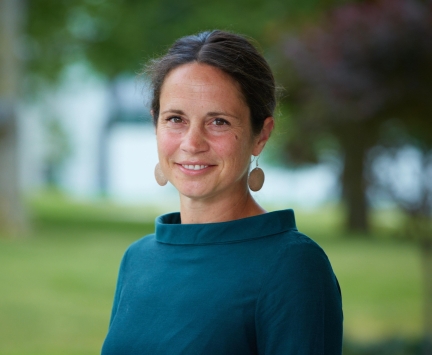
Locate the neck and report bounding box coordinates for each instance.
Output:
[179,188,266,224]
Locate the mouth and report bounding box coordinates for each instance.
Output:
[181,164,209,171]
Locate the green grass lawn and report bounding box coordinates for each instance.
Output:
[0,193,423,354]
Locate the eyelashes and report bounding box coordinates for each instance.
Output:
[211,118,230,126]
[166,116,183,123]
[165,116,231,127]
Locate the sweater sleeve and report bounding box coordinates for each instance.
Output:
[255,237,343,355]
[107,248,130,328]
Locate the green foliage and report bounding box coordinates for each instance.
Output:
[25,0,357,84]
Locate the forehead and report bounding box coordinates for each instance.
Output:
[160,63,245,103]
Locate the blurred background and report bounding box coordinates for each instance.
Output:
[1,0,431,354]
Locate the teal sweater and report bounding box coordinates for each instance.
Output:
[101,209,343,354]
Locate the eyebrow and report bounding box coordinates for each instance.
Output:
[207,111,239,120]
[160,109,185,115]
[160,109,240,120]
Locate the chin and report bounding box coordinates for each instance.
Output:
[174,182,211,199]
[178,189,214,201]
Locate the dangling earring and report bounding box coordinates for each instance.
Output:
[154,163,168,186]
[248,156,265,192]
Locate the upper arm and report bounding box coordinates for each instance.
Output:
[255,240,343,355]
[108,248,130,328]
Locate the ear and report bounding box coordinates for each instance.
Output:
[252,117,274,156]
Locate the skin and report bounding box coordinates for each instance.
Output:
[155,63,274,224]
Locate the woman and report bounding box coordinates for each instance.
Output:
[101,30,343,355]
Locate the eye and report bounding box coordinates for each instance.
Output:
[212,118,230,126]
[167,116,183,124]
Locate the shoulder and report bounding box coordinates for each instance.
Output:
[266,230,334,280]
[256,229,342,318]
[256,228,340,304]
[127,233,157,252]
[281,231,331,266]
[118,233,157,269]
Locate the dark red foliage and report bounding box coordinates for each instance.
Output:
[282,0,432,125]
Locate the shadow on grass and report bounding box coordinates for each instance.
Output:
[343,338,424,355]
[27,190,159,238]
[33,212,155,236]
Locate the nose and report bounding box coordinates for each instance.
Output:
[180,125,209,154]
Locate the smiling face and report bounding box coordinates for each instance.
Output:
[156,63,272,203]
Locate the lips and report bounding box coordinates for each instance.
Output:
[181,164,209,170]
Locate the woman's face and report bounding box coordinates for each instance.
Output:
[156,63,272,202]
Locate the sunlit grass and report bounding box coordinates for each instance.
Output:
[0,193,423,354]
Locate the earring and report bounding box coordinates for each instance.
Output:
[154,163,168,186]
[248,156,265,192]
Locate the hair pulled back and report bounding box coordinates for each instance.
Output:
[145,30,276,135]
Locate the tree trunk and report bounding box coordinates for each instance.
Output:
[421,238,432,355]
[0,0,27,236]
[339,126,370,234]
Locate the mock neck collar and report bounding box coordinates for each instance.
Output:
[155,209,297,245]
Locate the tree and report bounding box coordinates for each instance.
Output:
[278,0,432,233]
[0,0,27,236]
[370,142,432,353]
[24,0,359,84]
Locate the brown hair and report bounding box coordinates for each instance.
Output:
[144,30,276,135]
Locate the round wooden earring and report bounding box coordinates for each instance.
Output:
[248,167,264,191]
[154,163,168,186]
[248,156,265,191]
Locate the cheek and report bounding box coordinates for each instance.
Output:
[157,132,179,158]
[212,134,251,162]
